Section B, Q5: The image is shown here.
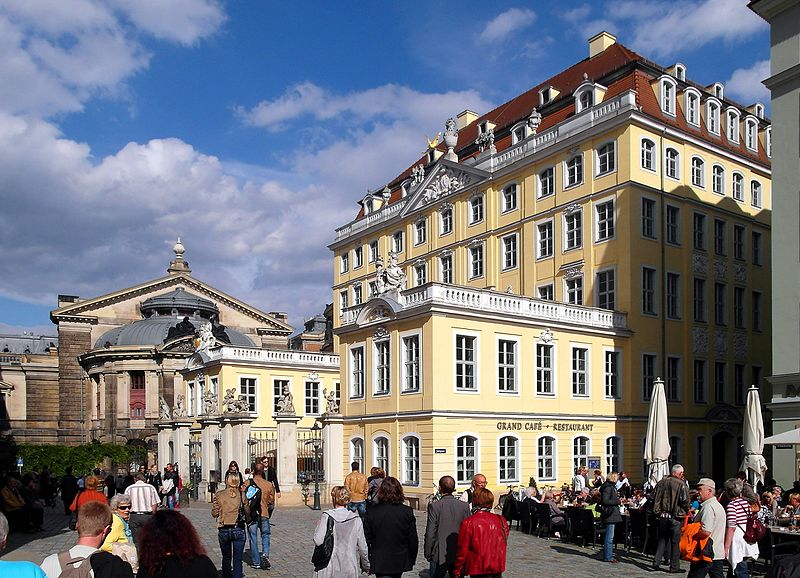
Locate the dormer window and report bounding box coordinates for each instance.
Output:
[364,198,374,215]
[540,87,551,105]
[765,126,772,158]
[684,89,700,126]
[427,149,436,164]
[674,63,686,81]
[726,108,740,142]
[659,77,677,116]
[478,121,488,134]
[511,123,527,144]
[713,83,724,99]
[706,100,721,135]
[578,89,593,111]
[745,117,758,151]
[754,103,765,119]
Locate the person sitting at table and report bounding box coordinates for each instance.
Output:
[756,493,776,526]
[574,488,591,507]
[629,488,647,509]
[780,492,800,517]
[615,472,632,499]
[588,490,602,519]
[573,467,588,492]
[542,491,566,533]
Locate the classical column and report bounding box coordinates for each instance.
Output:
[320,413,344,486]
[156,421,172,471]
[172,419,193,481]
[275,414,301,493]
[197,416,221,501]
[225,414,256,471]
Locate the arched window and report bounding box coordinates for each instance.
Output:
[751,181,762,208]
[691,157,705,187]
[641,139,656,171]
[566,154,583,187]
[597,142,615,175]
[402,436,420,486]
[766,127,772,158]
[726,109,740,142]
[456,435,478,484]
[685,90,700,126]
[499,436,519,483]
[511,123,527,144]
[351,438,364,473]
[606,436,621,473]
[732,173,744,202]
[745,118,758,151]
[537,437,556,481]
[660,78,676,115]
[579,89,593,111]
[374,436,389,475]
[665,148,680,179]
[712,165,725,195]
[573,436,590,472]
[707,101,720,135]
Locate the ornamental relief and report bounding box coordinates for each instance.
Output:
[692,327,708,355]
[563,203,581,215]
[713,329,728,357]
[692,254,708,274]
[563,266,583,280]
[733,334,747,359]
[539,328,554,343]
[421,168,472,204]
[713,259,727,280]
[734,264,747,283]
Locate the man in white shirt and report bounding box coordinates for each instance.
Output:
[41,502,133,578]
[460,473,487,506]
[573,466,587,492]
[124,473,159,543]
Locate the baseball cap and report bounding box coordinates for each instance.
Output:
[696,478,716,490]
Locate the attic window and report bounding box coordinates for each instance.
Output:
[713,83,724,99]
[726,108,740,143]
[754,103,765,119]
[765,126,772,158]
[674,64,686,81]
[745,117,758,151]
[659,77,677,116]
[364,198,374,215]
[427,149,436,164]
[478,121,489,134]
[578,89,593,112]
[684,90,700,126]
[539,87,551,106]
[511,123,527,144]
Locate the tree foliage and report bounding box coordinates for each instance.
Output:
[15,443,146,477]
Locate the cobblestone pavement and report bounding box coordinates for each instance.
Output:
[2,502,768,577]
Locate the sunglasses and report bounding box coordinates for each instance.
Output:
[117,505,131,510]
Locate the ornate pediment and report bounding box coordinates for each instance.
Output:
[399,160,489,218]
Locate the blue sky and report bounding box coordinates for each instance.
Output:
[0,0,769,336]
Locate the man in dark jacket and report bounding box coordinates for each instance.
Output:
[364,477,418,576]
[652,464,691,573]
[425,476,471,578]
[599,472,623,563]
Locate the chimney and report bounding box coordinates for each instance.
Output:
[588,31,616,58]
[58,294,80,307]
[456,110,479,130]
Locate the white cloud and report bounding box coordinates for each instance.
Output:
[725,60,770,105]
[110,0,226,45]
[478,8,536,44]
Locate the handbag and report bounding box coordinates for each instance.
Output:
[741,512,767,544]
[311,513,335,571]
[236,499,248,528]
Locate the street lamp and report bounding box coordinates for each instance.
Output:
[247,438,257,469]
[311,421,322,510]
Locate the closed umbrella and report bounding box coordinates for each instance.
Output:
[644,378,671,489]
[740,385,767,485]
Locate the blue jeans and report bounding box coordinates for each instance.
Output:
[604,521,616,561]
[218,526,246,578]
[166,494,176,510]
[248,518,271,566]
[347,500,366,518]
[732,560,750,578]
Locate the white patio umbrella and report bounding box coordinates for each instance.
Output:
[644,377,671,489]
[764,429,800,445]
[740,385,767,485]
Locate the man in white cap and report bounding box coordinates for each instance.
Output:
[687,478,726,578]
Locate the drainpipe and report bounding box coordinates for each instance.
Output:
[659,128,667,379]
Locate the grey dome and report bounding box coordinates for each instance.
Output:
[140,287,218,317]
[95,316,254,348]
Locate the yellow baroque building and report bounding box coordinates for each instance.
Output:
[330,32,772,500]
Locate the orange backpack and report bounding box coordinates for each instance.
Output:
[680,516,714,563]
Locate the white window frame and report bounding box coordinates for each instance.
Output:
[606,436,622,474]
[538,166,555,198]
[414,219,427,246]
[340,252,349,274]
[501,233,518,270]
[660,77,677,116]
[468,194,484,225]
[732,172,745,202]
[501,183,518,213]
[400,330,421,394]
[349,343,365,399]
[439,253,453,284]
[641,138,656,172]
[511,122,527,144]
[439,205,453,236]
[454,330,480,393]
[565,154,584,188]
[564,210,583,251]
[665,147,680,180]
[684,88,701,126]
[706,100,721,135]
[305,379,321,416]
[604,348,623,400]
[401,434,421,486]
[595,198,615,242]
[414,263,426,286]
[455,433,480,484]
[570,345,590,398]
[726,108,740,143]
[751,180,762,208]
[468,243,484,279]
[745,117,758,151]
[354,246,363,269]
[674,63,686,81]
[373,434,390,475]
[537,435,557,481]
[691,156,705,188]
[765,126,772,158]
[712,164,725,195]
[350,436,365,473]
[596,141,616,176]
[392,230,404,253]
[496,334,519,395]
[538,284,554,300]
[573,435,591,471]
[369,240,378,263]
[373,338,391,396]
[238,374,259,414]
[535,341,556,396]
[565,275,583,305]
[352,284,362,305]
[536,219,554,259]
[596,267,615,310]
[498,435,521,484]
[577,88,594,112]
[713,83,724,100]
[339,290,348,311]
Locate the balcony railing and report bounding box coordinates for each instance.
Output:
[204,346,339,368]
[342,283,627,331]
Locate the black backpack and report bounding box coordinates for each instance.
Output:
[245,480,262,524]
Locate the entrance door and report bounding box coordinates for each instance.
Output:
[712,432,731,486]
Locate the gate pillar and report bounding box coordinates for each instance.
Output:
[320,413,344,486]
[198,417,221,501]
[275,414,301,493]
[156,421,172,471]
[172,419,193,486]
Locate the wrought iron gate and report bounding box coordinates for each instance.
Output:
[188,433,202,500]
[248,429,278,469]
[298,429,324,484]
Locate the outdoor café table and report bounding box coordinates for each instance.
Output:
[765,525,800,569]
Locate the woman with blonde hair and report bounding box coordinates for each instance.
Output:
[313,485,369,578]
[212,472,248,578]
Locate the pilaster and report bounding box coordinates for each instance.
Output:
[320,413,344,486]
[275,414,301,493]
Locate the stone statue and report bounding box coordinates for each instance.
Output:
[411,164,425,185]
[235,395,250,413]
[166,316,196,342]
[223,388,238,413]
[174,394,187,418]
[276,385,295,415]
[210,314,231,344]
[159,396,171,421]
[203,388,218,415]
[323,388,339,414]
[527,107,542,134]
[375,252,406,295]
[375,256,386,294]
[475,128,495,153]
[445,117,458,135]
[197,322,216,350]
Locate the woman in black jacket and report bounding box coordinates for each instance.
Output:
[363,476,418,577]
[599,472,623,563]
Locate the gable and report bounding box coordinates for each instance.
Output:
[399,159,490,218]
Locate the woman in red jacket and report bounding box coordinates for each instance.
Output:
[453,488,509,578]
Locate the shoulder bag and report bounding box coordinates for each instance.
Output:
[740,511,767,544]
[311,513,335,571]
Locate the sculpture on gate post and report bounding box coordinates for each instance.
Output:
[223,388,238,413]
[276,384,295,415]
[174,394,187,418]
[159,396,171,421]
[203,388,218,415]
[323,388,339,415]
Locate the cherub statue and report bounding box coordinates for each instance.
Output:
[323,388,339,414]
[223,388,237,413]
[203,388,218,415]
[235,395,250,413]
[174,394,186,418]
[159,395,171,421]
[197,322,216,350]
[276,385,295,415]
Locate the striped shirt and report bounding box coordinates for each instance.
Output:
[726,497,750,527]
[125,481,160,513]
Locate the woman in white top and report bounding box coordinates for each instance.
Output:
[313,486,369,578]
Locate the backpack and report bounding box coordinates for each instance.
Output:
[740,512,767,544]
[57,550,96,578]
[311,513,335,571]
[245,480,262,524]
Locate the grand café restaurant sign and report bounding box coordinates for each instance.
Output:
[496,420,595,432]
